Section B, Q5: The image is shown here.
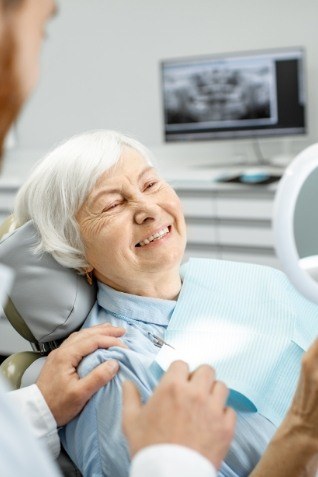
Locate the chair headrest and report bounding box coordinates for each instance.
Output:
[0,221,96,343]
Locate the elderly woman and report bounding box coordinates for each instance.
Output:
[13,130,318,477]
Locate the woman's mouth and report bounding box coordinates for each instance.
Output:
[135,226,171,247]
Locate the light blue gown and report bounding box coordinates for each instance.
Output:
[61,276,277,477]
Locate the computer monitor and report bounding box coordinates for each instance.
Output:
[161,47,306,142]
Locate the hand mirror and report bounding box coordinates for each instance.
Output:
[274,143,318,304]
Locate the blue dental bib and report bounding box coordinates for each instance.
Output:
[154,258,318,426]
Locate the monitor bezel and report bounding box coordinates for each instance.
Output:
[160,46,307,143]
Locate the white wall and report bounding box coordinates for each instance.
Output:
[3,0,318,177]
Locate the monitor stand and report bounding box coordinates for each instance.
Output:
[250,139,292,169]
[193,139,292,170]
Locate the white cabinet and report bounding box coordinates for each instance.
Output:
[173,182,280,269]
[215,195,273,220]
[0,181,18,223]
[181,194,216,218]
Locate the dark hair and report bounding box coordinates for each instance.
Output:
[1,0,24,8]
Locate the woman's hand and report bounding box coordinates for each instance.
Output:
[122,360,236,470]
[251,338,318,477]
[36,323,126,426]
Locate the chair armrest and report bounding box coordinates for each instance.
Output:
[0,351,41,389]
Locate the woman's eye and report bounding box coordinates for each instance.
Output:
[103,202,120,212]
[145,181,158,190]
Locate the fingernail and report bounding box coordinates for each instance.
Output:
[107,359,119,373]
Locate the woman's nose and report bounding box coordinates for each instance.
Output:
[133,199,159,225]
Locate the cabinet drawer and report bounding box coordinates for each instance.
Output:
[186,222,217,244]
[179,195,216,218]
[220,248,280,269]
[184,244,219,261]
[216,196,273,220]
[218,223,274,247]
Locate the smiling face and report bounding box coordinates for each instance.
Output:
[77,147,187,298]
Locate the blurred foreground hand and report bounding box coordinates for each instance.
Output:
[122,360,236,470]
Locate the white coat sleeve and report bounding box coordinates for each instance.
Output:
[0,266,60,463]
[130,444,217,477]
[0,376,61,477]
[8,384,60,458]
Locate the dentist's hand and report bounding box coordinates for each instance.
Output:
[37,323,126,426]
[251,338,318,477]
[122,361,236,470]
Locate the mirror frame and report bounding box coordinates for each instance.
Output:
[273,143,318,305]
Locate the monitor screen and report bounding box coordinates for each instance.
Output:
[161,47,306,142]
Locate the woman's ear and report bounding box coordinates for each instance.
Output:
[85,266,94,286]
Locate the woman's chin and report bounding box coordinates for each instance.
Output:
[137,248,183,272]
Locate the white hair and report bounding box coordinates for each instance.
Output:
[14,130,154,271]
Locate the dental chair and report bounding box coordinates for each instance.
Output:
[0,219,97,476]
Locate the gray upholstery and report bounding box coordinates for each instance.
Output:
[0,221,96,344]
[20,356,47,387]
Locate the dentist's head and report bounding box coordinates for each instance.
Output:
[0,0,57,164]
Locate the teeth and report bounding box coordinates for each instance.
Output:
[137,227,169,247]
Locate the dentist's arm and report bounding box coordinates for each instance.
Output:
[9,323,125,456]
[123,361,236,477]
[250,338,318,477]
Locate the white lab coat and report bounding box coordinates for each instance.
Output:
[0,263,215,477]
